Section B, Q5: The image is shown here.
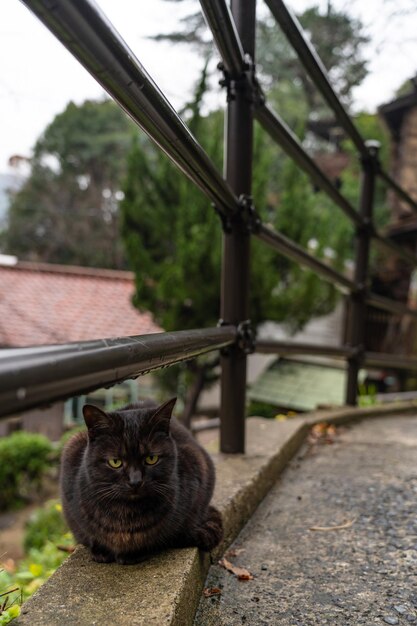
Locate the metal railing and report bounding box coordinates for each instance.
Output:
[2,0,417,453]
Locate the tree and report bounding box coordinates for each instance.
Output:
[3,99,135,268]
[121,68,361,422]
[153,1,369,117]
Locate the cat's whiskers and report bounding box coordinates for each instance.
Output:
[93,484,121,505]
[151,483,176,505]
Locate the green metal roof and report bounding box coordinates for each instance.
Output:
[248,357,346,412]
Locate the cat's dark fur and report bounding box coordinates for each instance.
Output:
[60,398,222,564]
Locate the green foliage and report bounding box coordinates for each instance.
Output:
[0,432,53,511]
[24,500,69,552]
[120,61,382,405]
[122,71,321,336]
[358,382,378,407]
[33,99,132,181]
[0,602,21,625]
[57,425,86,456]
[4,99,135,268]
[121,76,227,330]
[298,5,368,108]
[247,400,280,420]
[0,500,73,623]
[267,154,351,330]
[342,112,390,221]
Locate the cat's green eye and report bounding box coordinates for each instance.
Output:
[108,458,122,469]
[145,454,159,466]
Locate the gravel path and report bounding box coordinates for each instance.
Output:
[195,415,417,626]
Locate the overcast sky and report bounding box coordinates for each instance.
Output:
[1,0,416,172]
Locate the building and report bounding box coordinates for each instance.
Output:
[375,78,417,362]
[0,259,161,437]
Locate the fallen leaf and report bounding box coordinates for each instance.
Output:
[203,587,222,597]
[57,545,76,553]
[308,422,338,446]
[312,422,327,435]
[218,557,254,581]
[309,518,356,532]
[275,414,288,421]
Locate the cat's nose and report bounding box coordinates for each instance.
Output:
[128,469,143,487]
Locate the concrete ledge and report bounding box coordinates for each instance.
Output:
[303,398,417,427]
[15,402,417,626]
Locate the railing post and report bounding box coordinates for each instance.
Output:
[220,0,256,453]
[346,140,380,405]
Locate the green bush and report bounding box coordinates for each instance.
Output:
[247,400,281,419]
[0,432,53,511]
[24,500,69,552]
[0,602,21,625]
[57,425,86,456]
[0,536,73,610]
[0,500,74,623]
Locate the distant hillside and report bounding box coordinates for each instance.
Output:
[0,173,23,226]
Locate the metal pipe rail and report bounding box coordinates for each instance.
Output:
[219,0,256,453]
[256,104,417,267]
[256,340,355,360]
[379,169,417,215]
[255,104,362,226]
[0,327,237,420]
[199,0,417,270]
[255,341,417,373]
[264,0,367,157]
[364,352,417,371]
[256,224,354,292]
[366,293,417,319]
[21,0,238,219]
[199,0,245,76]
[373,231,417,267]
[13,0,417,443]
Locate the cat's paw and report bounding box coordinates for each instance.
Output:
[194,506,223,551]
[90,544,115,563]
[115,552,148,565]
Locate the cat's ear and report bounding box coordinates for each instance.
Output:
[149,397,176,434]
[83,404,114,436]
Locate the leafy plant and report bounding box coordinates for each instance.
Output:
[247,400,280,420]
[358,382,378,407]
[0,501,74,623]
[57,425,86,456]
[24,500,69,552]
[0,432,53,511]
[0,585,21,625]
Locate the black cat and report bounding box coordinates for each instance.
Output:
[60,398,223,564]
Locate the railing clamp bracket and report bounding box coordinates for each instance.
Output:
[218,55,265,106]
[237,320,256,355]
[356,218,374,238]
[217,319,256,355]
[213,204,233,234]
[348,344,365,365]
[361,140,381,173]
[238,194,262,234]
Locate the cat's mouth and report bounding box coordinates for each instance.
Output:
[127,492,142,499]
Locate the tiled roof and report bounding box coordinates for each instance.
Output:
[0,261,161,347]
